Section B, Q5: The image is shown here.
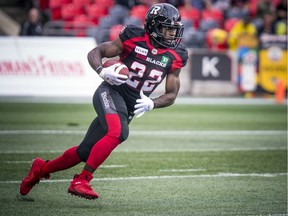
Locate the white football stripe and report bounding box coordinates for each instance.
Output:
[0,130,286,136]
[159,169,206,172]
[0,147,286,154]
[1,173,287,184]
[3,161,127,168]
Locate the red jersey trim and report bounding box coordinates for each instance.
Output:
[121,32,184,73]
[120,36,145,60]
[169,49,183,72]
[144,33,183,72]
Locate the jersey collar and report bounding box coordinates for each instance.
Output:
[145,33,171,55]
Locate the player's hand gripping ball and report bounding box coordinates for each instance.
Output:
[100,59,129,85]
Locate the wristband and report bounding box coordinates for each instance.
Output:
[95,65,103,74]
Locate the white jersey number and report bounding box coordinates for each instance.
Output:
[126,61,163,92]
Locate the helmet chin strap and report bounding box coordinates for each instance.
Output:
[150,35,162,49]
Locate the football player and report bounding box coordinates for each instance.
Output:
[19,3,188,200]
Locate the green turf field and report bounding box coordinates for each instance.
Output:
[0,102,287,216]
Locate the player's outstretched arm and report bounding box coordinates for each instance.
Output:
[153,69,181,109]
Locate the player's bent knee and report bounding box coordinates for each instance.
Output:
[119,124,129,142]
[106,126,129,143]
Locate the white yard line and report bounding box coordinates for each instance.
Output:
[0,130,85,135]
[0,130,286,154]
[3,161,32,164]
[0,130,286,136]
[0,147,286,154]
[100,165,128,168]
[1,173,287,184]
[0,96,283,105]
[3,161,128,168]
[159,169,206,172]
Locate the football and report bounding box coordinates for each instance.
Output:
[103,59,129,81]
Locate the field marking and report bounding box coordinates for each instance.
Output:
[3,161,127,168]
[0,130,286,154]
[100,165,128,168]
[3,161,32,164]
[0,130,286,136]
[1,96,284,105]
[159,169,206,172]
[1,173,287,184]
[0,146,287,154]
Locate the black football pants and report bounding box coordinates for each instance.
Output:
[76,82,130,161]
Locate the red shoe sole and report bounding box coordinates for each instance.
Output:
[68,188,99,200]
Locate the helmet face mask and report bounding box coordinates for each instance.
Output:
[145,3,184,49]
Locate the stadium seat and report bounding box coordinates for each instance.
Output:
[130,5,149,25]
[181,27,206,48]
[202,8,223,24]
[123,16,142,27]
[98,16,120,29]
[109,24,124,41]
[182,19,194,30]
[86,26,98,37]
[72,0,91,7]
[95,28,110,43]
[72,14,94,37]
[199,19,219,32]
[49,0,71,20]
[93,0,114,8]
[178,6,200,28]
[227,8,250,19]
[49,0,71,8]
[109,5,130,24]
[73,14,93,27]
[61,4,83,21]
[86,4,107,25]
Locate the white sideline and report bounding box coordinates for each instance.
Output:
[0,130,286,135]
[1,173,287,184]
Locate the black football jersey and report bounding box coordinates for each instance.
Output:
[111,25,188,112]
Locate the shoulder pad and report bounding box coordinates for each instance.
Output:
[119,25,145,42]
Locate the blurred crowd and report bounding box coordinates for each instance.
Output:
[20,0,287,50]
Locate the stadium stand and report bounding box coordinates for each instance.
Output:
[129,4,149,25]
[49,0,71,20]
[0,0,286,49]
[94,0,114,9]
[86,4,107,25]
[224,18,240,32]
[109,24,124,41]
[108,4,130,24]
[178,6,200,29]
